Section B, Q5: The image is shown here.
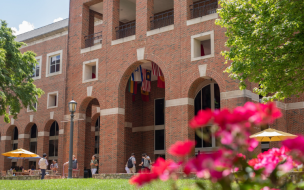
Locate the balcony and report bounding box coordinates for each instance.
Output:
[190,0,218,19]
[116,21,136,39]
[150,10,174,30]
[84,31,102,48]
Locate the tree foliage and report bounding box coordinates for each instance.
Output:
[216,0,304,102]
[0,20,44,123]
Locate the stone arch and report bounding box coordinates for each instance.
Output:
[185,69,226,99]
[78,97,98,114]
[44,119,60,133]
[23,122,36,135]
[91,113,100,128]
[5,125,18,137]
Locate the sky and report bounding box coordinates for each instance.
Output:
[0,0,70,35]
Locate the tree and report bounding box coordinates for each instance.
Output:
[0,20,44,123]
[216,0,304,102]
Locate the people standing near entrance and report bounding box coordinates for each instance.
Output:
[50,160,58,173]
[139,153,151,172]
[38,153,48,180]
[90,155,98,176]
[127,153,136,173]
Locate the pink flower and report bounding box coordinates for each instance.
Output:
[220,131,233,145]
[168,140,195,157]
[189,109,213,128]
[129,172,158,187]
[282,135,304,153]
[152,158,180,181]
[247,138,259,151]
[261,187,280,190]
[250,102,282,125]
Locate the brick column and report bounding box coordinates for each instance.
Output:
[165,99,195,161]
[81,5,95,48]
[37,132,49,169]
[84,117,95,170]
[105,0,120,40]
[0,136,12,171]
[136,0,154,36]
[18,134,30,169]
[57,128,64,175]
[99,109,125,173]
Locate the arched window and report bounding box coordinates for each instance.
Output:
[95,116,100,155]
[194,82,220,150]
[12,127,18,150]
[30,124,38,153]
[49,121,59,158]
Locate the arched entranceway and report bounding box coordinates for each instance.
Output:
[22,123,38,169]
[192,78,221,153]
[123,61,166,171]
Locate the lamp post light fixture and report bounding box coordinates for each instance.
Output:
[68,99,77,179]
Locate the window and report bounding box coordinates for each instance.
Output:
[12,127,18,150]
[27,96,38,112]
[46,50,63,77]
[261,142,270,152]
[83,59,98,83]
[155,129,165,150]
[155,99,164,125]
[32,56,42,79]
[47,91,58,109]
[95,116,100,154]
[191,30,214,61]
[194,81,220,150]
[30,124,38,153]
[49,121,59,157]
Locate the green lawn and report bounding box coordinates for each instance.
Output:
[0,179,216,190]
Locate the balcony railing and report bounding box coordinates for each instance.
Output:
[190,0,218,19]
[84,31,102,48]
[116,21,136,39]
[150,10,174,30]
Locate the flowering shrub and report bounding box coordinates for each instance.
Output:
[130,102,304,189]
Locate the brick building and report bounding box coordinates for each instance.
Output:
[1,0,303,177]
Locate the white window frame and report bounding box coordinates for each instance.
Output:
[47,91,59,109]
[46,50,63,77]
[82,59,99,83]
[191,30,214,61]
[27,95,38,112]
[32,56,42,80]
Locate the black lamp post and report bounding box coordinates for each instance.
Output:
[68,99,77,179]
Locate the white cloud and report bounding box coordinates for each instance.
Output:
[53,17,63,23]
[11,21,35,36]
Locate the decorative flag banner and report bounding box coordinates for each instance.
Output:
[133,65,143,82]
[142,69,151,92]
[201,44,205,56]
[152,62,159,76]
[128,74,137,94]
[157,69,165,88]
[141,89,149,102]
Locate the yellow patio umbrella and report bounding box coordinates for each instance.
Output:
[250,128,297,142]
[2,148,40,158]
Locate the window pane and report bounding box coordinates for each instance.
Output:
[155,130,165,150]
[54,140,58,156]
[36,69,39,77]
[202,127,212,147]
[201,85,211,110]
[30,142,37,153]
[13,127,18,140]
[56,55,60,64]
[49,140,55,157]
[31,125,37,138]
[55,64,60,72]
[51,57,55,65]
[155,99,165,125]
[214,84,220,109]
[50,121,59,136]
[194,91,202,116]
[50,65,55,73]
[195,131,202,148]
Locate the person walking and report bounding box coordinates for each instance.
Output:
[38,153,48,179]
[139,153,151,172]
[127,153,136,173]
[90,155,98,176]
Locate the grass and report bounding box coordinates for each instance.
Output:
[0,179,216,190]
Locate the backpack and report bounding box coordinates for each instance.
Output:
[143,158,150,168]
[127,158,133,168]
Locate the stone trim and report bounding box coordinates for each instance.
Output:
[18,134,30,139]
[1,136,11,141]
[125,122,132,128]
[87,86,93,96]
[132,126,154,132]
[50,111,54,119]
[187,13,218,26]
[38,131,49,137]
[165,98,194,107]
[276,101,304,110]
[220,90,259,101]
[63,113,86,121]
[11,118,14,125]
[154,150,166,154]
[198,64,207,77]
[137,48,145,61]
[86,117,92,122]
[59,129,64,134]
[91,126,95,132]
[111,35,135,46]
[147,25,174,37]
[80,44,102,54]
[30,115,34,122]
[100,108,125,116]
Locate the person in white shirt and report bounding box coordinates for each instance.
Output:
[38,153,48,179]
